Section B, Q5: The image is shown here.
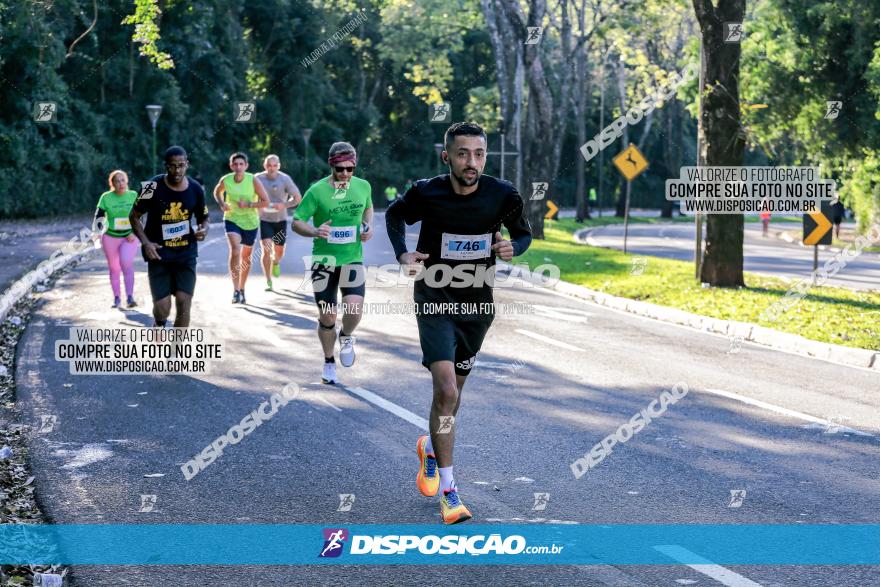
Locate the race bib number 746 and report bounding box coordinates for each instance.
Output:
[441,232,491,260]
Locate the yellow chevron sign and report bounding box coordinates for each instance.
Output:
[803,204,832,245]
[545,200,559,220]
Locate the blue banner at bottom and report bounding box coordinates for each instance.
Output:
[0,524,877,565]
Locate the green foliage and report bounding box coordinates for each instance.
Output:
[464,86,499,132]
[378,0,482,104]
[122,0,175,69]
[0,0,500,218]
[518,219,880,350]
[742,0,880,229]
[1,0,878,227]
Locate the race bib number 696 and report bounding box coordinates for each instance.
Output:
[327,226,356,244]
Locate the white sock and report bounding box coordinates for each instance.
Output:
[439,466,455,493]
[425,435,434,455]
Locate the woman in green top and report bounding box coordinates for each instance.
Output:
[94,169,139,308]
[212,152,270,304]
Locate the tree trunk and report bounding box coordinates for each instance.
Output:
[481,0,524,192]
[575,53,590,222]
[692,0,745,287]
[661,101,681,217]
[522,48,553,239]
[483,0,584,238]
[514,54,524,194]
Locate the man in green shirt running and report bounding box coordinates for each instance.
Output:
[292,141,373,384]
[384,185,398,205]
[213,152,270,304]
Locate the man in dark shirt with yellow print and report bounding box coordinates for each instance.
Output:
[130,146,209,327]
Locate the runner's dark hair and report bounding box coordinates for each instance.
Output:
[164,145,187,163]
[444,122,486,151]
[230,151,248,164]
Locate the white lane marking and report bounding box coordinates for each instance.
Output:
[258,326,285,348]
[514,329,584,352]
[704,388,874,437]
[52,443,114,469]
[484,517,579,524]
[531,304,592,324]
[653,545,763,587]
[317,395,342,412]
[475,360,525,371]
[341,385,428,430]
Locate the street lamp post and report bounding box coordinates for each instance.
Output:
[301,128,312,188]
[145,105,163,175]
[497,118,506,181]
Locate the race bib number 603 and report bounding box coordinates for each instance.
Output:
[161,220,189,241]
[441,232,491,260]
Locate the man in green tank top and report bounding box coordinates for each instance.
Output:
[293,141,373,384]
[213,152,270,304]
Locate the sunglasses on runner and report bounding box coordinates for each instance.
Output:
[333,166,355,173]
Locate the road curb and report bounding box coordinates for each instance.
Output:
[0,222,228,324]
[0,246,98,324]
[497,259,880,372]
[574,226,600,247]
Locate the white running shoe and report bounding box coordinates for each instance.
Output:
[339,335,356,367]
[322,362,337,384]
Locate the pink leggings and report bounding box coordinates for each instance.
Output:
[101,234,138,298]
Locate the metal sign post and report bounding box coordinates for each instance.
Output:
[612,144,649,255]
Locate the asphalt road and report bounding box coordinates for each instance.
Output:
[582,221,880,291]
[14,213,880,586]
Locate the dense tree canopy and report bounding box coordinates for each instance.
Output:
[1,0,878,237]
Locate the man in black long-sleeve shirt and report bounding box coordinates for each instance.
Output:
[385,121,531,524]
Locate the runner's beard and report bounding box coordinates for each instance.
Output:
[452,168,481,187]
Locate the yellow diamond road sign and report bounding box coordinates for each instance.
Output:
[613,144,649,181]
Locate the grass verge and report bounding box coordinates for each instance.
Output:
[515,218,880,351]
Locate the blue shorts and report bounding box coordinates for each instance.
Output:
[225,220,258,247]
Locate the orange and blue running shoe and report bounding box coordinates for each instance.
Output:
[440,487,472,524]
[416,435,439,497]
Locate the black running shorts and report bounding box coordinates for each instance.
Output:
[147,258,197,300]
[259,220,287,246]
[311,263,366,310]
[416,314,493,376]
